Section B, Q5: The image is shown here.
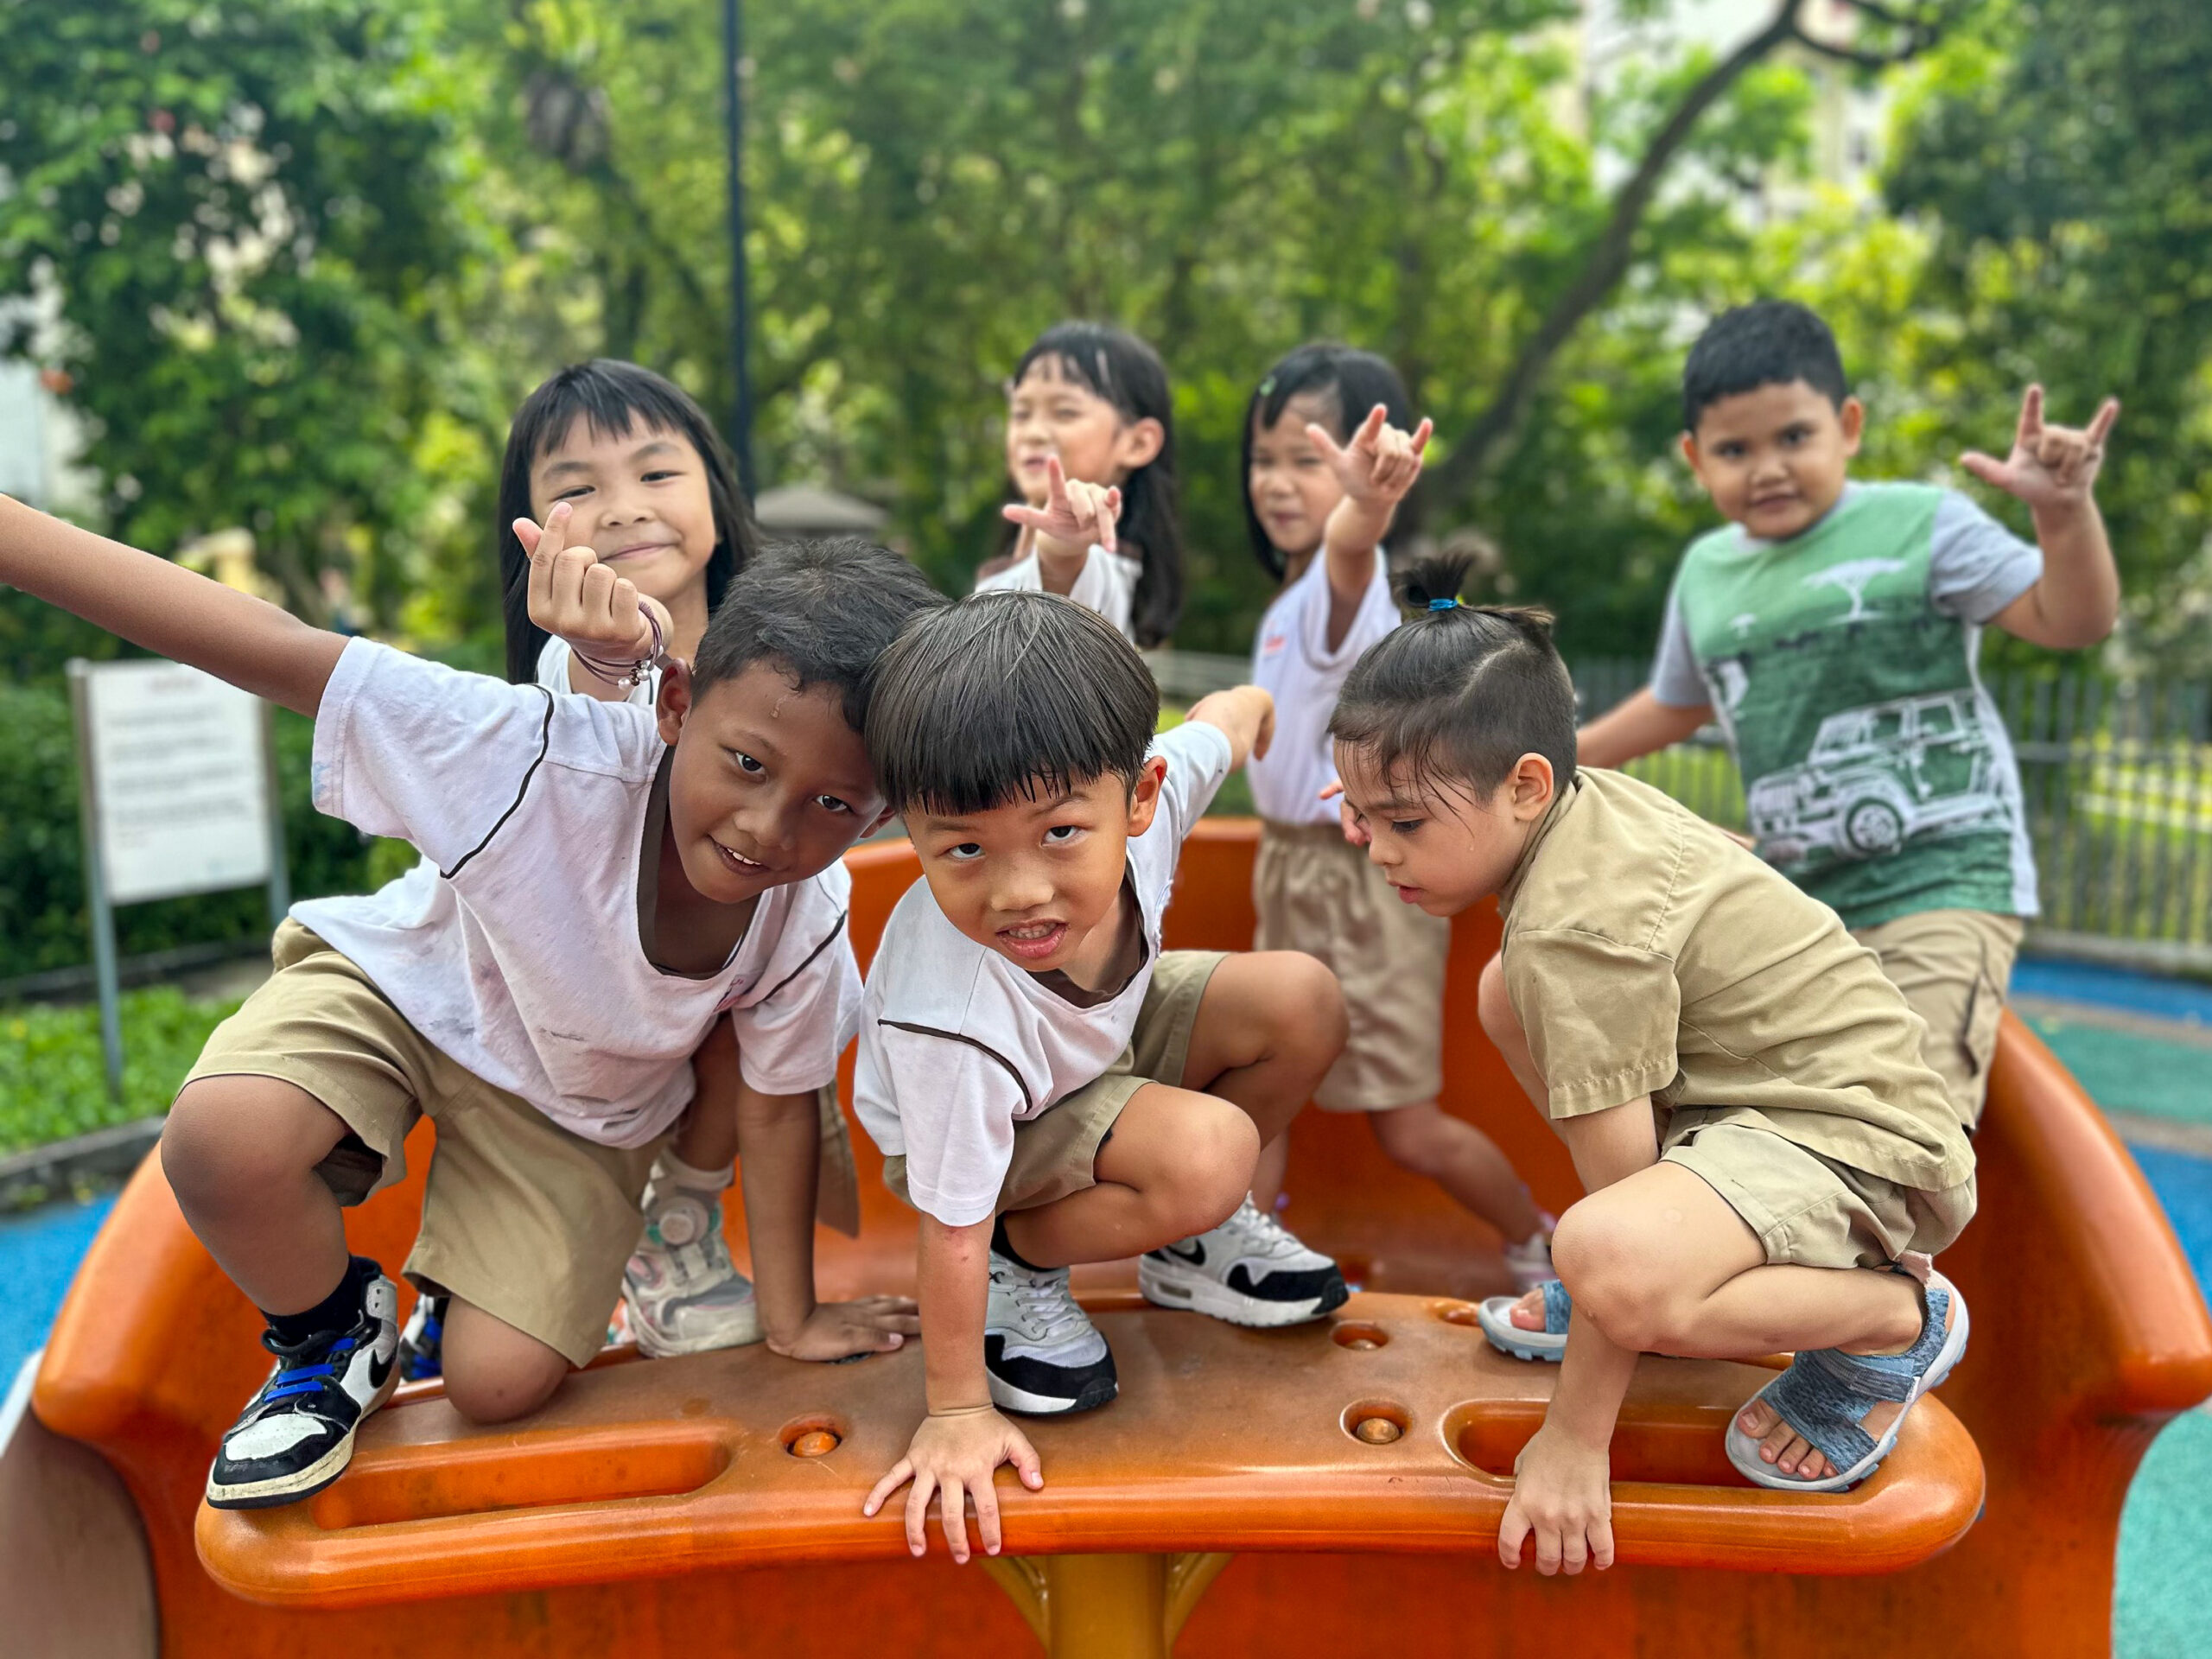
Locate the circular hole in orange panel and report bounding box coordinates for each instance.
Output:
[1331,1320,1389,1351]
[1342,1398,1411,1446]
[1433,1300,1480,1326]
[779,1414,848,1457]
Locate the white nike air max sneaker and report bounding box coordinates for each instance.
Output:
[1139,1198,1350,1327]
[984,1248,1119,1414]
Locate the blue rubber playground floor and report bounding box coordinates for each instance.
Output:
[4,956,2209,1654]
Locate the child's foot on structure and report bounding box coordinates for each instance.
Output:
[1729,1272,1967,1489]
[207,1263,400,1510]
[1501,1214,1557,1294]
[397,1292,447,1382]
[621,1156,762,1357]
[1139,1198,1350,1328]
[985,1248,1118,1414]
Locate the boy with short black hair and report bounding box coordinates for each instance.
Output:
[1329,552,1972,1575]
[1581,298,2121,1128]
[855,578,1349,1564]
[0,493,937,1510]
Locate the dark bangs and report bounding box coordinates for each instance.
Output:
[865,590,1160,817]
[1241,344,1412,582]
[495,359,757,683]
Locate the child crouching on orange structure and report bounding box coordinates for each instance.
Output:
[0,490,936,1510]
[1327,552,1972,1576]
[855,504,1349,1562]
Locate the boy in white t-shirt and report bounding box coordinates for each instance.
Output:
[0,493,939,1510]
[853,583,1351,1565]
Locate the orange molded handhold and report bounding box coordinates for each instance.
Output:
[28,821,2212,1658]
[194,1293,1984,1608]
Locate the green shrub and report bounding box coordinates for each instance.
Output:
[0,684,377,981]
[0,988,239,1156]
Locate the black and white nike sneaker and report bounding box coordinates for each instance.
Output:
[207,1270,401,1510]
[984,1249,1118,1414]
[1140,1198,1350,1328]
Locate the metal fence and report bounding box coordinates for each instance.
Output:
[1153,649,2212,972]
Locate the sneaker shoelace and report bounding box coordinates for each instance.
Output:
[256,1327,359,1409]
[994,1261,1089,1343]
[1224,1198,1308,1261]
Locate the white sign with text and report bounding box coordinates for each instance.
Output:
[81,660,273,905]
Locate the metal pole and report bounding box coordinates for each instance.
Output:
[723,0,757,498]
[260,698,290,928]
[67,661,124,1103]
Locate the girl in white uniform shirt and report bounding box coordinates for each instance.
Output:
[1242,345,1554,1291]
[975,321,1185,648]
[416,360,877,1372]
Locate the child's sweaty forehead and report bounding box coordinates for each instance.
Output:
[684,664,875,792]
[907,770,1132,836]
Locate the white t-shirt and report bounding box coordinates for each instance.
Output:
[292,639,860,1148]
[852,720,1234,1226]
[1246,550,1400,825]
[535,633,660,708]
[976,543,1142,643]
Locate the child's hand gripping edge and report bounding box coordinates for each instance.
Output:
[863,1404,1044,1563]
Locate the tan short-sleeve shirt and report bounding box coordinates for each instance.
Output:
[1498,769,1972,1193]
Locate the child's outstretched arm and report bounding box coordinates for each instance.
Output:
[1185,684,1274,773]
[1967,385,2122,651]
[863,1217,1043,1562]
[1577,689,1711,770]
[0,495,345,716]
[1308,404,1433,639]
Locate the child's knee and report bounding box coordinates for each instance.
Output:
[1162,1100,1260,1233]
[161,1077,340,1212]
[439,1308,570,1425]
[1256,950,1347,1056]
[1476,955,1520,1049]
[1550,1201,1675,1351]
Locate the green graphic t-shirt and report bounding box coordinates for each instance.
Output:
[1649,481,2044,930]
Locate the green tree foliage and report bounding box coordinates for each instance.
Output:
[0,0,494,627]
[1876,0,2212,671]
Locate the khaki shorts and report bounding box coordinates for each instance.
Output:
[1663,1120,1976,1269]
[883,950,1225,1217]
[183,921,662,1368]
[1255,822,1449,1111]
[1852,908,2024,1130]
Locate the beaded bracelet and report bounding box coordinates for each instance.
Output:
[569,602,669,689]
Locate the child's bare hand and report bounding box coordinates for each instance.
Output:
[1498,1422,1615,1577]
[518,501,671,663]
[1001,455,1122,555]
[765,1296,920,1363]
[862,1407,1043,1563]
[1961,385,2120,511]
[1308,404,1433,510]
[1317,779,1370,848]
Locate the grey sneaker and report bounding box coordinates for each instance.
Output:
[984,1249,1118,1414]
[620,1163,762,1357]
[1139,1198,1349,1327]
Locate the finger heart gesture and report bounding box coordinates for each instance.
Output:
[1307,403,1433,508]
[517,502,669,671]
[1001,455,1122,555]
[1961,385,2120,509]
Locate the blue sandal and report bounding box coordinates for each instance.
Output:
[1725,1271,1970,1492]
[1477,1280,1571,1363]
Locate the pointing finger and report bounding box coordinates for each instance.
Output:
[2017,384,2045,447]
[1409,416,1433,456]
[2087,396,2121,448]
[1044,454,1070,513]
[1354,402,1389,453]
[1097,485,1121,555]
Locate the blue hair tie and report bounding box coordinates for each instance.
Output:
[1427,597,1459,612]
